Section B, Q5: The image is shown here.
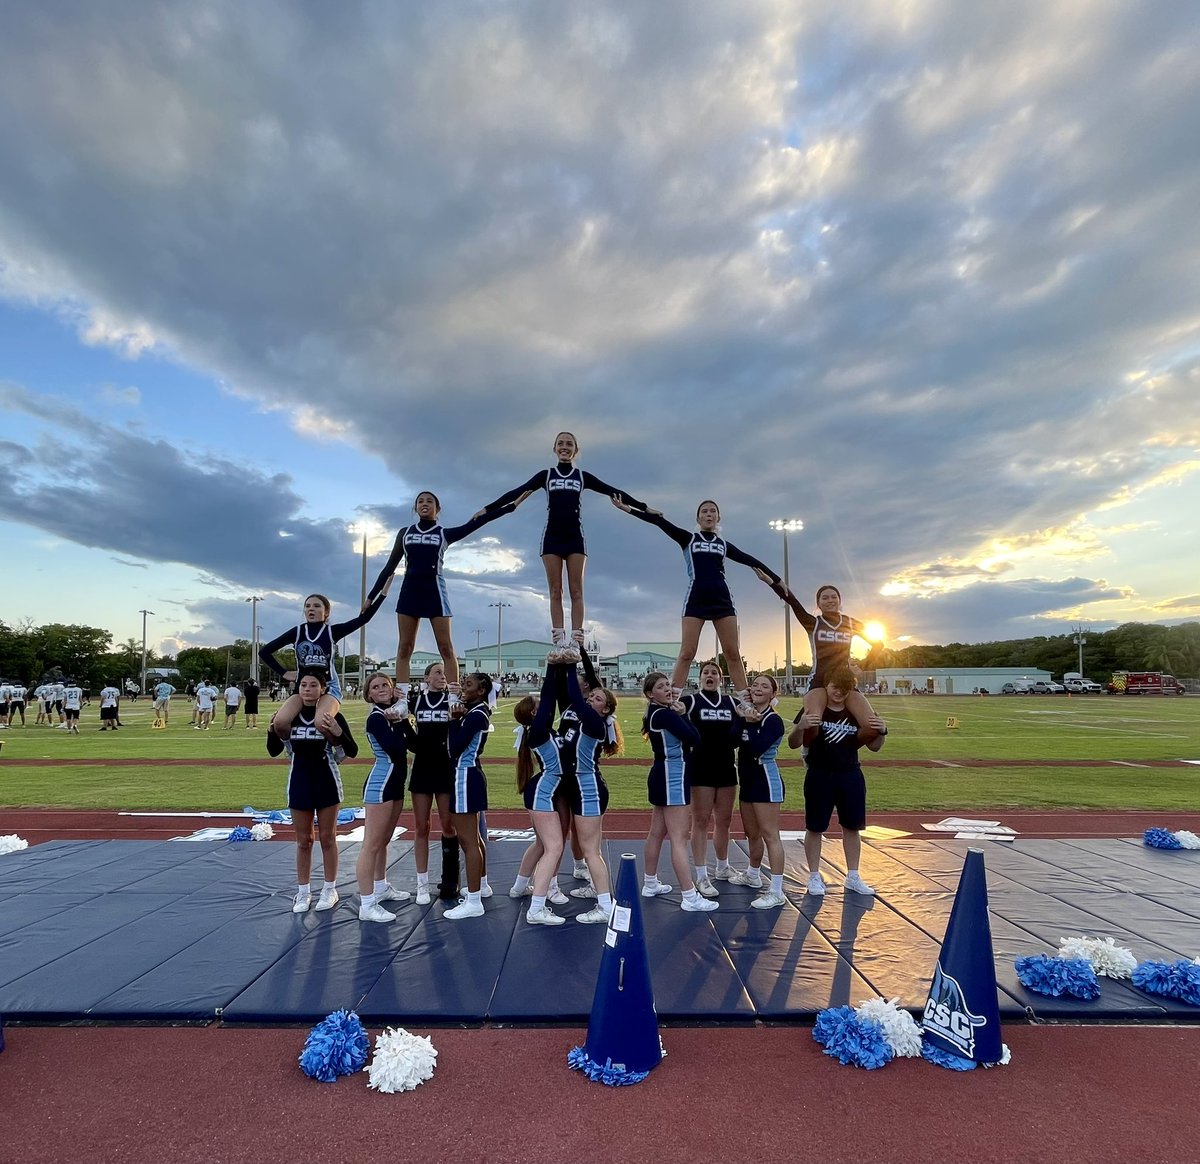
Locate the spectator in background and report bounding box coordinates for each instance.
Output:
[243,677,260,729]
[223,682,242,729]
[152,678,176,729]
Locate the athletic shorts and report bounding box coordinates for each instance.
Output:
[681,585,737,623]
[243,697,259,715]
[803,765,866,832]
[738,761,785,805]
[10,700,23,712]
[154,698,170,713]
[0,702,8,718]
[408,755,454,797]
[100,706,118,721]
[65,707,80,721]
[362,765,405,805]
[453,764,488,815]
[54,701,64,713]
[225,704,239,717]
[647,761,690,808]
[396,575,452,620]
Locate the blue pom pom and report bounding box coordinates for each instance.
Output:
[1133,960,1200,1006]
[299,1010,370,1082]
[228,826,254,842]
[1014,954,1100,1000]
[1144,827,1183,850]
[812,1006,894,1069]
[567,1045,653,1086]
[922,1042,977,1071]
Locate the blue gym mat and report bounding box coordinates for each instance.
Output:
[0,837,1197,1025]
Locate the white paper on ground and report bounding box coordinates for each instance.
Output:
[954,831,1016,842]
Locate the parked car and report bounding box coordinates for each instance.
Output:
[1000,682,1033,695]
[1063,678,1102,693]
[1028,681,1065,694]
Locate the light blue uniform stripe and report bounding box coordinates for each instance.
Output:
[364,731,394,804]
[576,733,604,815]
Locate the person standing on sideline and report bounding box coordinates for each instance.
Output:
[152,678,176,728]
[62,679,84,734]
[790,664,886,897]
[243,677,260,729]
[195,679,218,730]
[223,682,242,729]
[7,680,26,726]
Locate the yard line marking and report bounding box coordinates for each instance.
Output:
[1110,760,1151,768]
[930,759,963,767]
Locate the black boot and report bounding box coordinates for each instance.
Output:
[438,836,461,900]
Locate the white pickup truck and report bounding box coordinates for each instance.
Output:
[1063,678,1102,693]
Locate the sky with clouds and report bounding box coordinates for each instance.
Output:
[1,1,1198,672]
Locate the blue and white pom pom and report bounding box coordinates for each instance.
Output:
[1132,958,1200,1007]
[812,1006,894,1070]
[365,1028,438,1093]
[0,835,30,855]
[1144,827,1184,850]
[1174,830,1200,850]
[855,998,924,1058]
[250,821,275,841]
[1014,954,1100,1000]
[299,1010,371,1082]
[228,825,254,842]
[1057,935,1137,980]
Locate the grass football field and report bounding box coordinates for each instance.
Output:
[2,692,1197,813]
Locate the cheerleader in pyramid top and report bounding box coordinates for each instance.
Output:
[475,431,654,656]
[733,673,788,908]
[355,672,413,923]
[512,664,570,926]
[266,667,359,914]
[262,583,391,738]
[406,661,458,904]
[611,496,780,699]
[367,489,531,709]
[681,661,743,897]
[443,672,496,920]
[771,581,879,732]
[640,672,717,912]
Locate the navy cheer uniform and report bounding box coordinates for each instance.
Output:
[737,709,785,804]
[448,703,492,814]
[803,706,868,832]
[644,704,700,807]
[367,504,519,618]
[628,510,779,620]
[259,591,387,701]
[363,706,408,805]
[682,690,740,788]
[559,666,612,817]
[481,462,648,558]
[405,689,453,796]
[774,587,869,690]
[267,710,358,811]
[523,669,564,814]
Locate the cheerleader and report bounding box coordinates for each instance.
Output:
[681,661,741,896]
[640,672,717,912]
[266,668,359,914]
[512,666,569,925]
[773,582,878,729]
[355,673,413,923]
[405,661,459,904]
[733,674,788,908]
[262,585,390,737]
[366,490,530,705]
[443,672,495,920]
[475,431,653,653]
[612,498,780,698]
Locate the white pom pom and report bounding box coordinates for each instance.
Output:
[999,1043,1012,1065]
[1057,935,1137,979]
[250,822,275,841]
[365,1027,438,1093]
[0,834,30,855]
[855,997,924,1057]
[1173,830,1200,850]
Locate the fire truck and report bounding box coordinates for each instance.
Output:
[1107,671,1186,695]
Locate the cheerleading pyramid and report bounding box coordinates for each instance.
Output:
[567,853,663,1085]
[922,847,1004,1066]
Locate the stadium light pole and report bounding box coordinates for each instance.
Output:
[489,601,511,680]
[768,519,804,693]
[246,596,263,683]
[1072,624,1087,677]
[138,609,154,697]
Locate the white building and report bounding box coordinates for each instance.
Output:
[874,667,1052,694]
